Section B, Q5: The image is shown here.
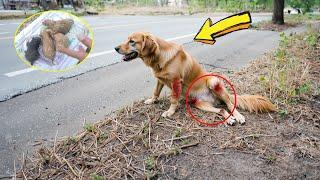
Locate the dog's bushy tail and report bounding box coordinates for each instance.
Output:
[229,94,277,113]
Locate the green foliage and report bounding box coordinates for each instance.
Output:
[84,123,94,132]
[266,155,277,163]
[297,83,311,95]
[90,173,103,180]
[181,139,190,145]
[174,127,182,137]
[98,132,108,142]
[287,0,315,13]
[169,145,182,155]
[84,0,105,10]
[279,32,290,47]
[145,156,156,170]
[305,34,318,47]
[279,109,288,118]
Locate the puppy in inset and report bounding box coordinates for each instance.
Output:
[54,33,69,49]
[42,19,74,34]
[25,36,41,65]
[40,29,56,62]
[115,32,276,125]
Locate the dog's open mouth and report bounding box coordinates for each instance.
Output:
[122,51,138,61]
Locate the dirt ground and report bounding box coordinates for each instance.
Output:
[18,97,320,179]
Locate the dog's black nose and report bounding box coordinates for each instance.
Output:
[114,46,120,52]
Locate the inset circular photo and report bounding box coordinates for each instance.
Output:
[14,10,93,72]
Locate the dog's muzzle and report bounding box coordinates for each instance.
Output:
[114,46,138,62]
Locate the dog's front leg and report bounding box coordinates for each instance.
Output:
[162,78,182,118]
[144,80,164,104]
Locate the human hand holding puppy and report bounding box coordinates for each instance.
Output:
[55,34,92,63]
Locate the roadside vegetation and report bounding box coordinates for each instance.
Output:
[252,14,320,31]
[2,0,320,17]
[18,24,320,179]
[232,24,319,123]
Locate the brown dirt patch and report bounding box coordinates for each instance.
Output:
[251,21,298,32]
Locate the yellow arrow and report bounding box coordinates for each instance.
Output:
[194,11,252,45]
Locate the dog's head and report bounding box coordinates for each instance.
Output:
[115,32,158,61]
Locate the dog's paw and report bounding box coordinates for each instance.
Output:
[161,110,175,118]
[226,116,236,126]
[144,98,157,105]
[235,113,246,125]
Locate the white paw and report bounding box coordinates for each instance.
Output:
[161,110,175,118]
[226,116,236,126]
[144,98,156,105]
[235,113,246,125]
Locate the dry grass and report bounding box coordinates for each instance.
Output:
[18,27,320,179]
[232,25,320,117]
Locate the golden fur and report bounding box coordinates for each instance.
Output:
[40,29,55,61]
[115,32,276,125]
[42,19,74,34]
[54,33,69,49]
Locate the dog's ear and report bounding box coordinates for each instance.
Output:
[141,34,157,57]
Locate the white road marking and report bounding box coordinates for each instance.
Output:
[4,68,35,77]
[166,34,194,41]
[4,33,194,77]
[0,36,13,40]
[87,50,115,58]
[93,20,171,30]
[0,32,10,35]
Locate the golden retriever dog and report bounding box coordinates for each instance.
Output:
[115,32,276,125]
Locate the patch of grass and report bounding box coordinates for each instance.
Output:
[90,173,103,180]
[169,146,182,156]
[181,139,191,145]
[262,29,319,106]
[83,123,94,132]
[174,127,182,137]
[265,155,277,163]
[279,109,288,118]
[305,33,318,47]
[285,14,320,24]
[145,156,156,170]
[98,132,108,142]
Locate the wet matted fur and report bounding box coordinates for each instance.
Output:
[40,29,56,61]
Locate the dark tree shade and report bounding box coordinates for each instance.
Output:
[272,0,285,25]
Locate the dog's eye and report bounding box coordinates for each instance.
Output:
[129,40,136,45]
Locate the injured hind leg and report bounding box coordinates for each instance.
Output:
[208,78,246,124]
[193,100,236,125]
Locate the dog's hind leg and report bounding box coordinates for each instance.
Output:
[193,100,236,125]
[145,80,164,104]
[208,78,246,124]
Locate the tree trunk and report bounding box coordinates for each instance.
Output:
[272,0,284,25]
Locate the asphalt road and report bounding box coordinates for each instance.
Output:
[0,14,279,176]
[0,15,270,102]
